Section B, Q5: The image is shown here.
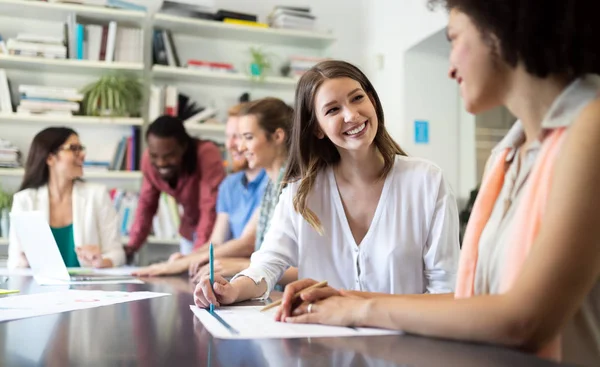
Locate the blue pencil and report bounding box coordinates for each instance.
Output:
[209,242,214,313]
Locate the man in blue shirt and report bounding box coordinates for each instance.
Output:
[135,104,267,276]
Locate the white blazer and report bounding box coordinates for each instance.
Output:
[8,181,126,269]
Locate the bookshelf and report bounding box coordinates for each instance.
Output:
[0,0,146,23]
[153,13,335,48]
[0,114,143,127]
[152,65,297,89]
[0,54,144,74]
[0,0,338,254]
[0,168,142,180]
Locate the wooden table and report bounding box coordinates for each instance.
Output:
[0,275,569,367]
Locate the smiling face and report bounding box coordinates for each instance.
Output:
[313,77,378,153]
[225,115,248,171]
[147,134,186,181]
[237,114,282,170]
[447,9,510,114]
[47,134,85,180]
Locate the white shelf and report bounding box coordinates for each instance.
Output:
[0,168,142,179]
[0,114,143,126]
[0,236,178,246]
[0,0,146,23]
[154,13,335,48]
[152,65,297,89]
[0,54,144,74]
[184,123,226,134]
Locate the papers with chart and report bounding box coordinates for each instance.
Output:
[190,305,402,339]
[0,290,169,323]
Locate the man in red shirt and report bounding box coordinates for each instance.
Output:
[124,115,225,259]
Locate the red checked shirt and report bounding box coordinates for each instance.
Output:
[127,140,225,251]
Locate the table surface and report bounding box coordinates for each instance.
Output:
[0,275,570,367]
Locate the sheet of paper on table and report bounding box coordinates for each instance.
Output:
[0,290,169,323]
[190,305,402,339]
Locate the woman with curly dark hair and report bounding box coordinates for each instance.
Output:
[280,1,600,365]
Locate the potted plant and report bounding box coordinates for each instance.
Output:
[248,47,272,80]
[80,74,144,117]
[0,186,13,238]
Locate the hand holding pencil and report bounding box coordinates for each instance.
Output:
[193,273,239,309]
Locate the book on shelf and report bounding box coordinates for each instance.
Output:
[109,188,181,239]
[0,138,21,168]
[0,69,14,114]
[267,6,318,31]
[159,0,215,20]
[109,126,141,172]
[214,9,257,22]
[17,85,82,116]
[48,0,147,11]
[152,29,180,67]
[222,18,268,28]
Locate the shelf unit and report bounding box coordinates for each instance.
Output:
[0,168,141,180]
[152,65,297,89]
[0,0,337,252]
[0,114,143,127]
[153,13,335,48]
[0,0,146,23]
[0,54,143,74]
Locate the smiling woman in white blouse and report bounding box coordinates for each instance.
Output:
[193,60,460,308]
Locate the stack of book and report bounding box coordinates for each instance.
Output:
[287,55,330,78]
[0,138,21,168]
[48,0,147,11]
[267,6,316,31]
[17,85,82,117]
[6,34,66,59]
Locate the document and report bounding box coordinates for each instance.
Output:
[190,305,402,339]
[0,290,169,322]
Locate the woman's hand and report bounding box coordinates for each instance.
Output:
[188,255,209,278]
[274,278,342,322]
[193,274,239,308]
[190,258,250,283]
[132,260,187,276]
[76,245,106,268]
[284,291,370,327]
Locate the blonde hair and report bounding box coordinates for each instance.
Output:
[284,60,407,234]
[228,102,248,117]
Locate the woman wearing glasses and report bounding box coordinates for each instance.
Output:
[7,127,126,269]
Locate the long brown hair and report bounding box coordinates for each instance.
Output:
[284,60,407,234]
[20,127,78,191]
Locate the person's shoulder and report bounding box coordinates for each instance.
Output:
[12,187,38,202]
[392,154,444,180]
[195,138,221,155]
[220,171,245,189]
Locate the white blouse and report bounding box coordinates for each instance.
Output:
[236,155,460,297]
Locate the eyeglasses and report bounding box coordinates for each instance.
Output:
[59,144,86,155]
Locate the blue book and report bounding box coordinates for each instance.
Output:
[76,24,84,60]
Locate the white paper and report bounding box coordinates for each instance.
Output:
[190,305,401,339]
[33,276,144,285]
[0,290,170,322]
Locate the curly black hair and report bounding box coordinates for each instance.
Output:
[427,0,600,79]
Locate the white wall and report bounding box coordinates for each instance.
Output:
[360,0,480,204]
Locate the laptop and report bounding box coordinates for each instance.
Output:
[10,211,137,283]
